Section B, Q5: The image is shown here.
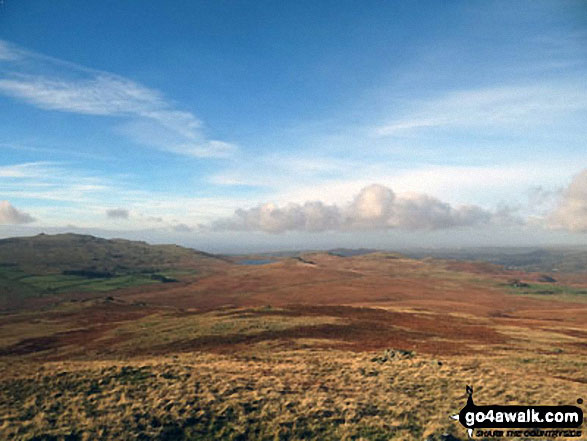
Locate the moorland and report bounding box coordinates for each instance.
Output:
[0,234,585,441]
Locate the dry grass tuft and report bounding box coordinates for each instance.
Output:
[0,347,584,441]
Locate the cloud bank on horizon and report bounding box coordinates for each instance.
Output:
[549,170,587,233]
[4,170,587,236]
[212,184,506,233]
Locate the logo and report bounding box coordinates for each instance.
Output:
[450,386,583,438]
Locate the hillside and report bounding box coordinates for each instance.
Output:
[0,243,586,440]
[0,233,227,309]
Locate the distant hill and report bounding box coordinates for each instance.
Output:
[0,233,227,308]
[402,246,587,273]
[0,233,223,274]
[328,248,378,257]
[232,248,380,259]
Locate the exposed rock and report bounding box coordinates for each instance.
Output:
[294,257,316,265]
[371,348,414,363]
[508,279,529,288]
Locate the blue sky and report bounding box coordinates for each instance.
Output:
[1,1,587,251]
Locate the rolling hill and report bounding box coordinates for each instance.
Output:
[403,246,587,273]
[1,236,586,440]
[0,233,227,309]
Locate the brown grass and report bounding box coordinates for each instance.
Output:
[0,348,584,441]
[1,253,586,440]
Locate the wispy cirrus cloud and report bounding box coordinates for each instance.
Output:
[0,75,165,115]
[0,162,110,203]
[0,161,250,230]
[375,84,587,136]
[0,41,19,61]
[0,161,64,179]
[0,40,235,158]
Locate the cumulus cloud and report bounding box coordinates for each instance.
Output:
[213,201,341,233]
[212,184,498,233]
[527,185,562,208]
[347,184,395,228]
[383,194,491,230]
[548,169,587,232]
[0,201,35,224]
[106,208,129,219]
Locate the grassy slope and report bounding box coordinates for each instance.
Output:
[0,234,226,308]
[0,248,586,440]
[0,233,221,274]
[0,341,584,441]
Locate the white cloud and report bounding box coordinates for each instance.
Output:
[0,161,57,178]
[209,154,352,189]
[548,169,587,232]
[214,201,341,233]
[0,161,254,230]
[376,84,587,136]
[212,183,499,233]
[0,75,164,115]
[0,40,235,158]
[1,158,576,235]
[0,201,35,224]
[267,161,581,212]
[119,119,237,158]
[347,184,395,228]
[0,162,111,203]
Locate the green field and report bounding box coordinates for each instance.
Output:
[0,265,194,298]
[505,281,587,299]
[0,234,226,307]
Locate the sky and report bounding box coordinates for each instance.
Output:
[1,0,587,252]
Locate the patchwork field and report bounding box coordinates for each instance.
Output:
[0,236,586,440]
[0,234,225,310]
